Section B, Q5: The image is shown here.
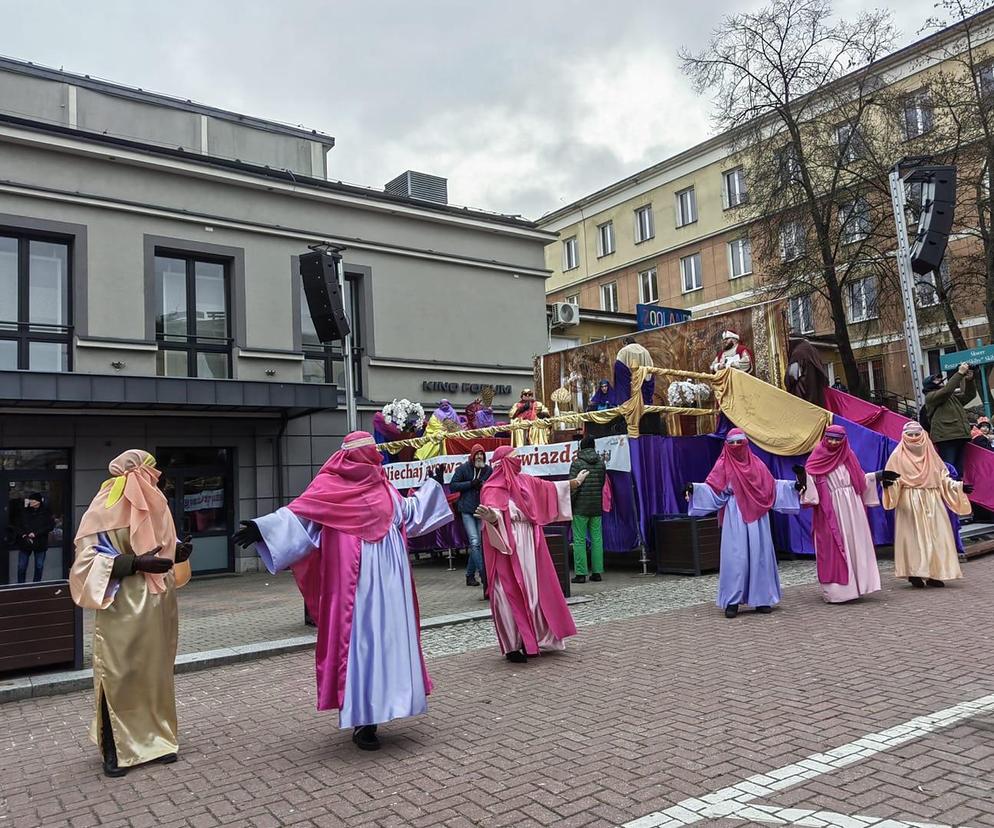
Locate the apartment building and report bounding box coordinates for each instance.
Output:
[541,10,994,398]
[0,57,552,582]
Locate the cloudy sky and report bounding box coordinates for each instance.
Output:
[3,0,942,219]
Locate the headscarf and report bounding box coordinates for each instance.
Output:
[289,431,396,542]
[787,337,828,378]
[886,422,948,489]
[470,443,486,463]
[513,389,540,421]
[480,446,558,526]
[705,428,775,525]
[433,399,459,423]
[590,380,616,410]
[804,424,866,586]
[75,449,178,595]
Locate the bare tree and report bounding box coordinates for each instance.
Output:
[681,0,901,396]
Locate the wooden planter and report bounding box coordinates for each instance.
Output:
[0,580,83,674]
[653,514,721,576]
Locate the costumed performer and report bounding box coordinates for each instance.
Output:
[586,379,616,412]
[233,431,453,751]
[686,429,802,618]
[614,341,655,405]
[785,334,829,407]
[799,424,882,603]
[415,399,461,460]
[508,388,550,448]
[710,330,754,374]
[881,422,972,588]
[475,446,582,662]
[70,450,194,778]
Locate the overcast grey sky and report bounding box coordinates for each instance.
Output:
[2,0,941,219]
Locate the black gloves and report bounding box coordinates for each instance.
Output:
[472,477,483,489]
[683,483,695,497]
[876,470,900,488]
[175,535,193,564]
[792,465,807,491]
[964,483,975,494]
[134,546,174,574]
[428,465,446,486]
[233,520,263,549]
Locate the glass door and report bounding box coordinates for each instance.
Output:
[158,448,234,575]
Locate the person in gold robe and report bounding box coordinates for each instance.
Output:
[508,388,550,447]
[69,450,193,777]
[881,422,972,588]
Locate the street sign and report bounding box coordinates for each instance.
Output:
[636,304,691,331]
[939,344,994,372]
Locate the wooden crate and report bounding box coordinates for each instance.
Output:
[0,581,83,674]
[653,514,721,575]
[543,525,571,598]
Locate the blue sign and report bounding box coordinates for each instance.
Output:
[939,345,994,372]
[636,304,692,331]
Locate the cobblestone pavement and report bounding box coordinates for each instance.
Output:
[6,556,992,828]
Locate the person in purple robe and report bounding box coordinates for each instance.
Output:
[232,431,453,751]
[686,429,803,618]
[586,379,616,411]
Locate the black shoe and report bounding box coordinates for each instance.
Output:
[102,758,127,778]
[505,650,528,663]
[155,753,178,765]
[571,575,587,584]
[352,725,380,751]
[590,573,602,582]
[466,577,480,587]
[756,606,773,614]
[926,578,945,588]
[909,577,926,589]
[724,603,739,619]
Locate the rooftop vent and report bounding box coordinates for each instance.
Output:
[384,170,448,205]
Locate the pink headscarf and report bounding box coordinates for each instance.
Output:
[705,428,775,525]
[886,422,948,489]
[804,424,866,586]
[480,446,559,527]
[289,431,397,542]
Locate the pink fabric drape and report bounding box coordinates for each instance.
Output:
[705,428,776,525]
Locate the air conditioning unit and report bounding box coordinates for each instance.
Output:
[551,302,580,327]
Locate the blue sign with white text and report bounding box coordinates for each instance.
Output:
[939,345,994,371]
[636,304,692,331]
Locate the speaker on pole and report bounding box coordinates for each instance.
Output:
[299,250,351,342]
[910,165,956,276]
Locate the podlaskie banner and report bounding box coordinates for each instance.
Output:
[384,436,632,490]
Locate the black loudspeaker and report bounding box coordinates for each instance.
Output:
[299,251,351,342]
[910,166,956,276]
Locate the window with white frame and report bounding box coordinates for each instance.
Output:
[903,93,933,139]
[565,293,579,305]
[600,281,619,312]
[675,187,698,227]
[780,220,805,261]
[638,267,658,304]
[777,143,801,185]
[916,258,951,308]
[562,236,579,270]
[978,63,994,99]
[847,276,878,322]
[634,205,654,243]
[835,122,864,163]
[839,199,871,245]
[596,221,615,257]
[722,168,747,208]
[728,237,752,279]
[680,253,703,293]
[788,294,814,334]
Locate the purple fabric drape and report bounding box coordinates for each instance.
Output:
[408,518,466,552]
[614,361,655,405]
[602,470,639,552]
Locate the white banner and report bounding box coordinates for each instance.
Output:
[183,489,225,511]
[384,436,631,490]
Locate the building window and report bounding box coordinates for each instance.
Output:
[680,253,703,293]
[780,220,805,261]
[0,233,71,372]
[154,252,231,379]
[728,238,752,279]
[777,144,801,186]
[927,346,957,377]
[836,123,864,162]
[565,294,579,305]
[847,276,878,323]
[903,93,933,139]
[839,199,871,245]
[788,294,814,334]
[858,358,885,394]
[600,282,619,312]
[300,273,362,391]
[978,63,994,99]
[596,222,615,257]
[638,268,658,304]
[634,205,654,243]
[675,187,698,227]
[916,259,951,308]
[562,236,579,271]
[722,168,747,208]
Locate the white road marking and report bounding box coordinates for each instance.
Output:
[623,692,994,828]
[704,802,977,827]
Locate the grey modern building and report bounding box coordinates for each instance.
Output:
[0,57,552,581]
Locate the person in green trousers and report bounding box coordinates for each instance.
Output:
[570,436,607,584]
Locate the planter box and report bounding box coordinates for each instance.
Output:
[0,580,83,674]
[543,525,571,598]
[653,514,721,575]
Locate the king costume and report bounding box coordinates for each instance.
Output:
[238,431,452,750]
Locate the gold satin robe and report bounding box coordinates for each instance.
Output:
[508,402,550,447]
[882,479,970,581]
[70,528,191,767]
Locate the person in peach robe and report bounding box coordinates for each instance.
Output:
[800,425,882,603]
[882,422,972,587]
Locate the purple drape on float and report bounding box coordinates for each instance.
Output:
[408,518,466,552]
[603,470,639,552]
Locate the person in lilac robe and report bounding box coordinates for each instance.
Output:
[687,429,802,618]
[233,431,453,751]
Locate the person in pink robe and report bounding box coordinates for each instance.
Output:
[800,424,883,603]
[475,446,583,662]
[233,431,453,751]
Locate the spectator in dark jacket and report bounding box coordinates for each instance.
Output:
[14,492,55,583]
[570,437,607,584]
[925,363,977,476]
[448,445,492,588]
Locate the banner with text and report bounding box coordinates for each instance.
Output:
[384,436,631,489]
